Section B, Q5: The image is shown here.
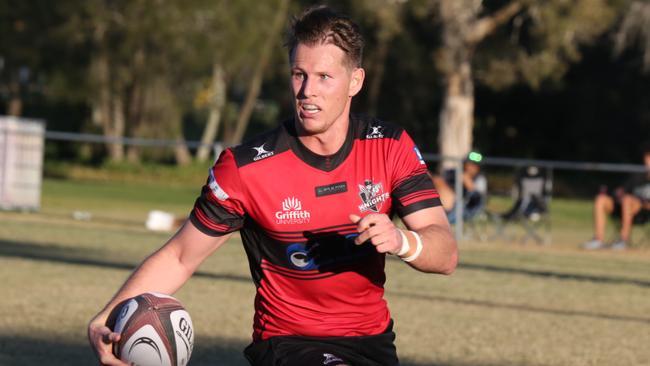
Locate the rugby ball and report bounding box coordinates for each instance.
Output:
[110,292,194,366]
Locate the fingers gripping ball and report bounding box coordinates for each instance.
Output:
[109,293,194,366]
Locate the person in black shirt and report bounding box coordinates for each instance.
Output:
[583,143,650,250]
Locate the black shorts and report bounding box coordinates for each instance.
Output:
[612,201,650,224]
[243,321,399,366]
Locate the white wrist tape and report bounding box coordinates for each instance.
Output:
[401,230,423,262]
[396,229,411,256]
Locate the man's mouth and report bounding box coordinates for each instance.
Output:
[300,103,321,115]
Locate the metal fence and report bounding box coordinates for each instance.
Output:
[423,153,649,240]
[2,126,648,241]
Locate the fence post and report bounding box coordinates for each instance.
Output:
[212,142,224,163]
[454,159,464,241]
[0,124,6,202]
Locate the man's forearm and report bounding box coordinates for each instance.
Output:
[403,224,458,274]
[92,244,195,323]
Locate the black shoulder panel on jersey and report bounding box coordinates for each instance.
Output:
[352,113,403,141]
[231,119,293,168]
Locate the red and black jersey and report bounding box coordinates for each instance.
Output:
[190,114,440,341]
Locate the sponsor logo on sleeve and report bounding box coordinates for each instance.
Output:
[365,125,384,139]
[275,197,311,224]
[208,169,229,201]
[252,143,274,161]
[358,179,390,212]
[414,146,426,165]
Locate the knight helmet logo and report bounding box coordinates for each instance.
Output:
[358,180,390,213]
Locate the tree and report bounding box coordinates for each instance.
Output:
[435,0,522,168]
[0,1,62,116]
[192,0,290,160]
[429,0,621,168]
[614,0,650,72]
[353,0,407,115]
[228,0,290,146]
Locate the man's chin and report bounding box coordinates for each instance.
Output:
[294,118,326,136]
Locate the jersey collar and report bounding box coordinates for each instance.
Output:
[284,115,356,172]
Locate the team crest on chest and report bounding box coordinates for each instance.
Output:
[275,197,311,224]
[358,180,390,213]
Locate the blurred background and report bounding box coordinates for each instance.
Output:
[1,1,650,365]
[1,0,648,168]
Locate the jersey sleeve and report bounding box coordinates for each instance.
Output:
[390,130,441,217]
[189,149,247,236]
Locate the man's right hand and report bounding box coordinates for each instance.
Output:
[88,319,127,366]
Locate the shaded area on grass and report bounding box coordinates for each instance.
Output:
[6,239,650,289]
[3,239,649,328]
[387,255,650,288]
[459,261,650,288]
[388,290,650,325]
[0,239,250,284]
[0,334,249,366]
[0,334,531,366]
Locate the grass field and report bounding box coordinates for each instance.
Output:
[1,177,649,365]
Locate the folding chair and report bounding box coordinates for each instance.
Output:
[491,165,553,244]
[443,172,490,241]
[460,191,491,241]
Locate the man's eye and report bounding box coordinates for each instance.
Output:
[293,72,304,79]
[321,74,330,80]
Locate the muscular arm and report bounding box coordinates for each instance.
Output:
[88,221,231,365]
[350,206,457,275]
[400,206,457,274]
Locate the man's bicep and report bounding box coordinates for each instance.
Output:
[401,206,450,232]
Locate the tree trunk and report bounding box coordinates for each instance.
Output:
[196,63,226,162]
[174,136,192,166]
[438,61,474,170]
[109,95,126,162]
[229,0,289,145]
[7,82,22,116]
[436,0,522,170]
[91,53,125,162]
[126,48,146,163]
[367,38,390,115]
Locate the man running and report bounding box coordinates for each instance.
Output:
[88,5,457,365]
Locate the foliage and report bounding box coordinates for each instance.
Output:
[1,1,649,163]
[475,0,624,90]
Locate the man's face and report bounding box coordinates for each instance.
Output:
[290,42,364,136]
[465,161,480,176]
[644,152,650,167]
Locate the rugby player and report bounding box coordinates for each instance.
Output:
[88,5,457,365]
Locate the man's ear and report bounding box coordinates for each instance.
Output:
[348,67,365,97]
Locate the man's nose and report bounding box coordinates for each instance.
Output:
[300,77,315,98]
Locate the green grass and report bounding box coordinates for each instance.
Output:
[1,177,649,365]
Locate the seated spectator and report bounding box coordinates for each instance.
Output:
[583,143,650,250]
[431,151,487,224]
